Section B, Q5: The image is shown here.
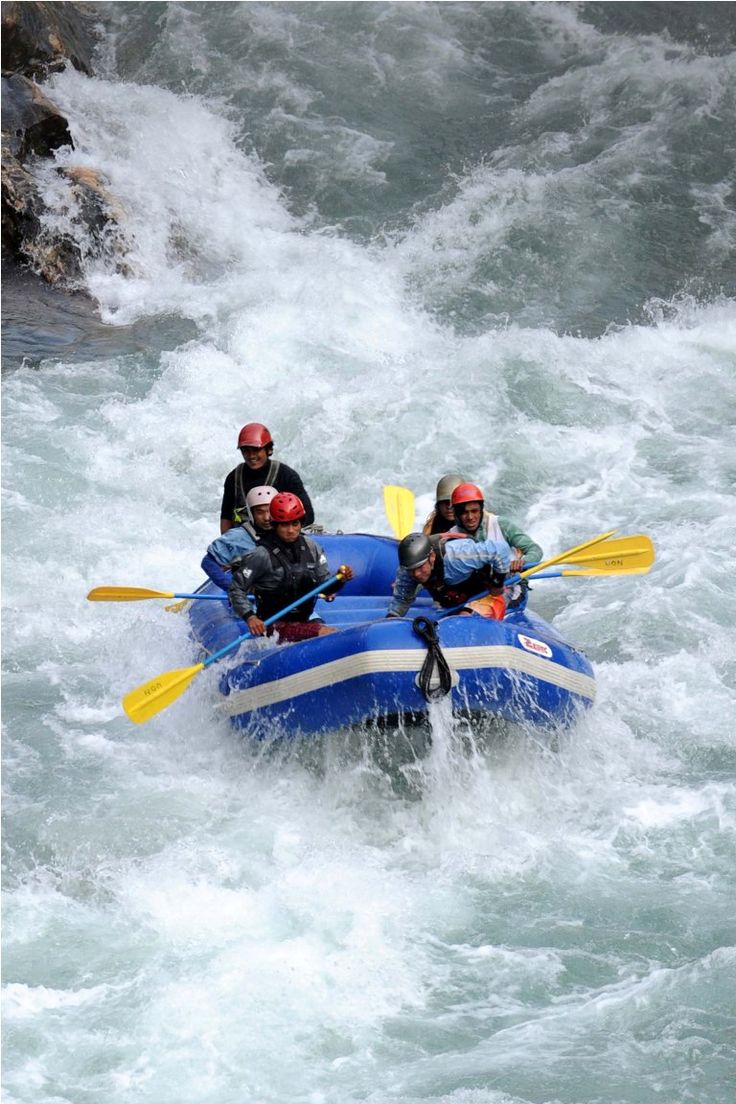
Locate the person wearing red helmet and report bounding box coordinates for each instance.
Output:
[449,482,542,570]
[229,493,353,642]
[219,421,315,534]
[446,481,542,613]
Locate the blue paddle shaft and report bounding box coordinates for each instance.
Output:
[174,593,227,600]
[203,573,342,668]
[507,570,563,583]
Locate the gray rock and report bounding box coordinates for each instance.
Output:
[0,2,121,287]
[2,73,73,160]
[1,1,97,79]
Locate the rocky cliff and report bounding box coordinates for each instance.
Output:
[2,2,124,285]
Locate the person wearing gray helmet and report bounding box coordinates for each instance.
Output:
[422,472,465,535]
[386,531,510,620]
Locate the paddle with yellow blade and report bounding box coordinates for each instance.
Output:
[534,566,652,578]
[164,597,193,613]
[383,485,415,540]
[460,532,655,612]
[431,528,620,618]
[521,533,655,577]
[88,586,227,603]
[122,571,347,725]
[518,529,619,579]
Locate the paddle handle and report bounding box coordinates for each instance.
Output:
[175,593,227,600]
[508,570,562,582]
[203,573,344,668]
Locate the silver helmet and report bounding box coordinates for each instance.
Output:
[435,472,465,503]
[245,485,279,509]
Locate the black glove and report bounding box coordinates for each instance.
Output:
[487,569,508,590]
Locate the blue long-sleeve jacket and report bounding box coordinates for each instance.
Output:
[201,552,233,591]
[388,537,511,617]
[201,525,259,590]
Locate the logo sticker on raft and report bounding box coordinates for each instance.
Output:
[517,634,553,659]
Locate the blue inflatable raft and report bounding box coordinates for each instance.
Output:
[188,534,596,737]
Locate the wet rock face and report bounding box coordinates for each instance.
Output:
[1,2,126,287]
[1,1,96,79]
[2,73,74,159]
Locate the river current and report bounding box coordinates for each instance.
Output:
[2,4,735,1102]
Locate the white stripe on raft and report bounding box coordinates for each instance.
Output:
[217,644,596,717]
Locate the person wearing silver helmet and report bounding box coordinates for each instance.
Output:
[202,485,278,590]
[422,472,466,535]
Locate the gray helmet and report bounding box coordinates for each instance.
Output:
[398,532,433,570]
[435,472,465,503]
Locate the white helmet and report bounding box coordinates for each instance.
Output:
[245,485,279,509]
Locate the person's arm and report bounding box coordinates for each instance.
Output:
[444,538,511,583]
[302,541,352,600]
[220,470,236,533]
[386,567,421,618]
[202,526,258,592]
[229,548,267,623]
[201,553,232,592]
[229,569,254,622]
[321,565,354,599]
[497,518,543,568]
[208,529,256,566]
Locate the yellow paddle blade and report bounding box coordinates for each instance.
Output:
[123,662,205,724]
[87,586,176,602]
[564,534,655,572]
[165,598,191,614]
[560,565,652,577]
[521,529,618,580]
[383,485,415,539]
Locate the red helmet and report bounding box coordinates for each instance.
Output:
[237,422,273,449]
[451,482,484,508]
[270,492,305,523]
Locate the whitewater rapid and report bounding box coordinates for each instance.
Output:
[3,4,735,1103]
